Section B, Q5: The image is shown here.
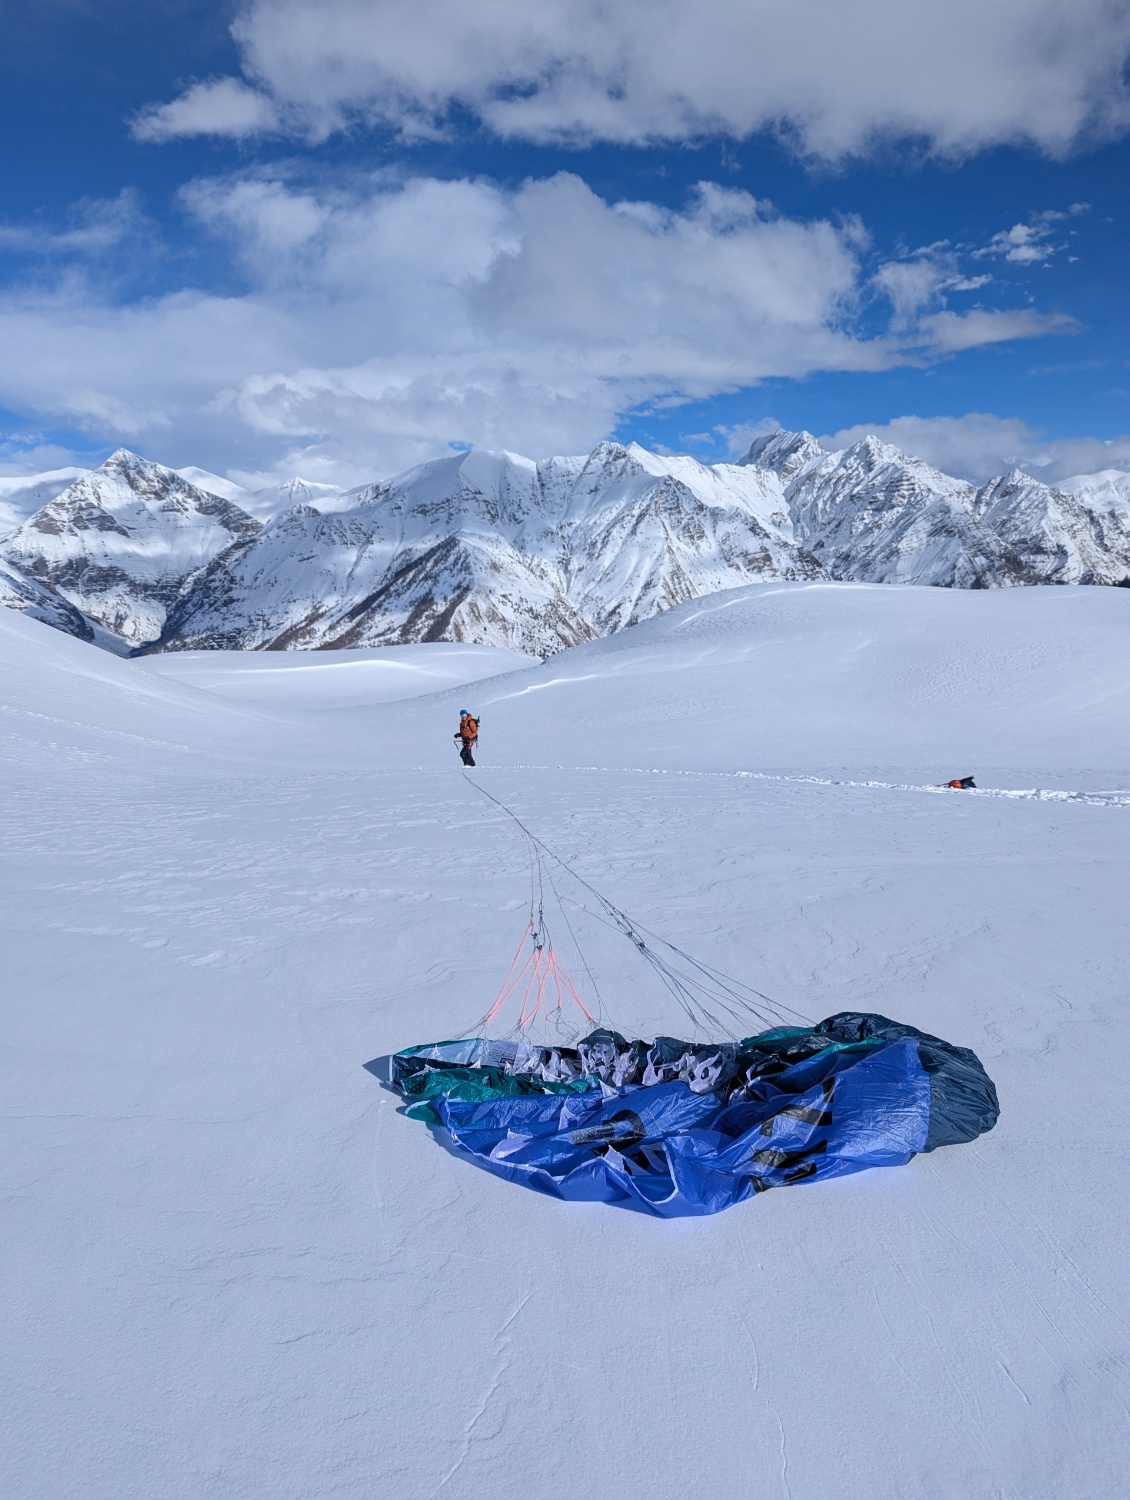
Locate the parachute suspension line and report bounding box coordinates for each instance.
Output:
[545,861,607,1027]
[459,775,597,1036]
[480,922,533,1026]
[559,893,798,1036]
[463,774,812,1034]
[568,900,813,1030]
[557,892,756,1037]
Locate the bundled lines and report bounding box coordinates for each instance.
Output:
[465,798,597,1037]
[480,929,595,1032]
[479,920,533,1026]
[561,893,802,1037]
[463,773,812,1039]
[519,945,595,1029]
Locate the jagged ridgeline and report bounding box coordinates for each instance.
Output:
[2,434,1129,655]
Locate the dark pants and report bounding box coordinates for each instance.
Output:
[459,738,476,766]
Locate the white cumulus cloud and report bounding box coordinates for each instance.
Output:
[136,0,1130,159]
[132,78,279,143]
[0,174,1083,484]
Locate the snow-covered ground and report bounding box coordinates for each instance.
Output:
[3,582,1129,1499]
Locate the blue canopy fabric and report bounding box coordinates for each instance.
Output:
[371,1013,999,1217]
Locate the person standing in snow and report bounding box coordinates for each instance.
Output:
[455,709,480,766]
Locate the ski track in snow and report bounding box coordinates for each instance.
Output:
[479,762,1130,809]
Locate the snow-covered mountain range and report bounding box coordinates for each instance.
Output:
[1,433,1128,656]
[747,430,1130,590]
[156,443,816,657]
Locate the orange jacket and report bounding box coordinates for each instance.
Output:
[459,713,479,741]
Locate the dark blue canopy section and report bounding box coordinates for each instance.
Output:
[373,1013,999,1217]
[813,1012,1001,1152]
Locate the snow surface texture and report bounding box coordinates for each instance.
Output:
[3,432,1129,656]
[137,642,537,710]
[3,580,1129,1498]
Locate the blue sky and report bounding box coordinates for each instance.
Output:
[2,0,1130,487]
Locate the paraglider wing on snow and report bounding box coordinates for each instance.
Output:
[371,1013,999,1218]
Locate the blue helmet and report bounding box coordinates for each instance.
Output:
[459,708,470,715]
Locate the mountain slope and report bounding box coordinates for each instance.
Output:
[745,431,1130,589]
[0,467,92,538]
[1059,468,1130,514]
[744,432,1033,586]
[0,556,95,642]
[1,450,261,646]
[974,470,1130,583]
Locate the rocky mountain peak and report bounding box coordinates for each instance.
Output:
[0,453,261,646]
[740,429,823,480]
[589,439,632,462]
[853,434,896,468]
[103,447,142,470]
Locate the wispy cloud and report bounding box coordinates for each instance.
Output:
[0,192,147,257]
[872,244,993,330]
[917,307,1075,353]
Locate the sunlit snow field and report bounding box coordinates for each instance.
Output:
[3,581,1129,1499]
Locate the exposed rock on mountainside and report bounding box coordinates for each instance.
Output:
[2,451,260,645]
[3,432,1129,656]
[974,470,1130,583]
[744,432,1030,587]
[0,557,95,642]
[153,443,817,656]
[743,430,1130,589]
